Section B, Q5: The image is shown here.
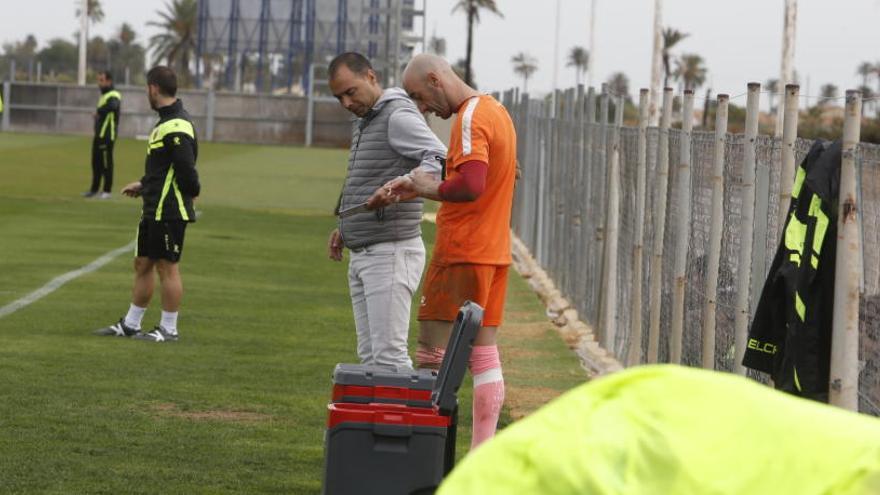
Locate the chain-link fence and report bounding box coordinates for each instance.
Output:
[500,87,880,416]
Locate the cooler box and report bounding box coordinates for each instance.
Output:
[331,364,437,408]
[322,301,484,495]
[324,402,451,495]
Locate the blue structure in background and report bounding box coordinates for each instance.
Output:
[195,0,422,95]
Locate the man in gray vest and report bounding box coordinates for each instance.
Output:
[327,52,446,369]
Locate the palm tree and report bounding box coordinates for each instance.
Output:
[857,61,873,89]
[858,85,874,117]
[452,58,474,86]
[566,46,589,87]
[428,36,446,57]
[662,28,688,88]
[674,53,707,92]
[110,23,146,82]
[118,23,136,46]
[818,83,837,107]
[874,62,880,110]
[75,0,105,25]
[511,52,538,94]
[607,72,630,101]
[452,0,502,87]
[765,78,779,113]
[148,0,197,85]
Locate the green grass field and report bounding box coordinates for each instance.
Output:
[0,132,584,493]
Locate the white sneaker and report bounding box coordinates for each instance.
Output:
[98,192,112,199]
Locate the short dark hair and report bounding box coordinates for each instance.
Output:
[97,70,113,81]
[328,52,373,80]
[146,66,177,97]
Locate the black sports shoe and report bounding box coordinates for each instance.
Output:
[133,326,178,343]
[94,318,139,337]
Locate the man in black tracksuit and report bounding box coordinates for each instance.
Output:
[85,71,121,198]
[94,66,200,343]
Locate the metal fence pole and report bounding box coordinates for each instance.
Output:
[647,87,673,363]
[1,81,10,131]
[536,100,549,264]
[206,89,216,142]
[574,85,586,310]
[596,85,610,329]
[670,89,694,364]
[778,84,800,230]
[627,88,650,366]
[552,89,565,290]
[305,64,316,147]
[734,83,761,375]
[702,93,729,369]
[829,90,862,411]
[600,95,624,352]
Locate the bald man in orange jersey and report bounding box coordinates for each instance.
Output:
[373,53,517,449]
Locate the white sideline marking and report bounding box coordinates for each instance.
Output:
[0,241,135,319]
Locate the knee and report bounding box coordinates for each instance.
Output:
[416,343,445,370]
[134,257,153,275]
[155,261,179,281]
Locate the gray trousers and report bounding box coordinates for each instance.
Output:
[348,236,426,368]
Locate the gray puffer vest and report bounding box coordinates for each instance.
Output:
[338,98,424,249]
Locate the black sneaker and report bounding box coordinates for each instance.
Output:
[94,318,139,337]
[133,325,178,343]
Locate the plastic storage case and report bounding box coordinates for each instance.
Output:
[331,364,437,408]
[322,301,483,495]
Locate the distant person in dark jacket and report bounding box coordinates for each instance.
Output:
[84,71,121,199]
[94,66,200,343]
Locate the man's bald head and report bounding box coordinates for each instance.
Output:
[403,53,455,83]
[402,53,468,120]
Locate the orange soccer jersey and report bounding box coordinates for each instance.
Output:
[433,94,517,266]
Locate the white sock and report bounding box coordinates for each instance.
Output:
[160,311,178,334]
[124,304,146,330]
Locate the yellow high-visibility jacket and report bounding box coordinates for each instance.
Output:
[440,365,880,495]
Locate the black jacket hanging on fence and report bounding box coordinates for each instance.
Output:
[742,140,841,402]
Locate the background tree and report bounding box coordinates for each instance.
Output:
[566,46,588,87]
[75,0,105,25]
[858,85,874,116]
[1,35,39,79]
[452,58,474,86]
[428,36,446,57]
[452,0,502,87]
[765,78,779,113]
[662,27,688,88]
[36,38,78,81]
[108,23,146,83]
[818,83,838,107]
[86,36,110,71]
[148,0,198,86]
[511,52,537,94]
[674,53,707,91]
[857,61,873,89]
[607,71,630,102]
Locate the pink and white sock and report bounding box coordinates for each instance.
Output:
[470,345,505,449]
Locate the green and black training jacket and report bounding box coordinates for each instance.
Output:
[95,86,121,141]
[140,99,200,223]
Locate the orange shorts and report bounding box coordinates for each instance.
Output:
[418,262,509,327]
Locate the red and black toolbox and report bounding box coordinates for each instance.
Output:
[322,301,483,495]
